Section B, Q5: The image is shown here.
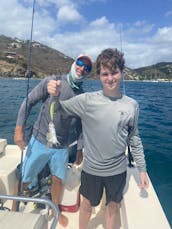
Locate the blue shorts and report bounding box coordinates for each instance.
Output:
[22,136,69,185]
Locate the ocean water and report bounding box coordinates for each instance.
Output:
[0,78,172,226]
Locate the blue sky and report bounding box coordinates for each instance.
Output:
[0,0,172,68]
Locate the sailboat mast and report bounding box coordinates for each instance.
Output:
[119,25,126,95]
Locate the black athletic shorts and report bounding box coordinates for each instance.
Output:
[79,170,127,207]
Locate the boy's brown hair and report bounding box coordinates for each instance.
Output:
[96,48,125,75]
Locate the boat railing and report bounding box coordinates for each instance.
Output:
[0,194,59,229]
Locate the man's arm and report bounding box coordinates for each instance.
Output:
[14,125,25,151]
[14,78,49,150]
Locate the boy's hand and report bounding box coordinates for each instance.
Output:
[139,172,149,189]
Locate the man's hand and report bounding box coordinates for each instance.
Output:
[138,171,149,189]
[75,149,83,165]
[14,126,26,151]
[47,80,61,96]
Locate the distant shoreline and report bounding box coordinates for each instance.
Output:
[0,76,172,82]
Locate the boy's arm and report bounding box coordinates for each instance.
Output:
[128,102,149,189]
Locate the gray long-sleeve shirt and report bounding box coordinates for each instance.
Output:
[55,90,146,176]
[16,75,83,148]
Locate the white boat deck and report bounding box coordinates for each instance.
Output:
[0,139,170,229]
[54,195,120,229]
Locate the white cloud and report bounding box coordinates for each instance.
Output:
[130,21,154,34]
[0,0,34,38]
[124,26,172,68]
[57,5,83,24]
[46,17,121,62]
[0,0,172,68]
[153,27,172,43]
[90,16,111,27]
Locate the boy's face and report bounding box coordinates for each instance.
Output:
[100,66,122,93]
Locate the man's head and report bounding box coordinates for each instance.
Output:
[75,55,92,77]
[69,55,93,86]
[96,48,125,75]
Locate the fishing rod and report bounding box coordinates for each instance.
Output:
[16,0,36,211]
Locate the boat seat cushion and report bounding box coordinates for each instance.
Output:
[0,210,47,229]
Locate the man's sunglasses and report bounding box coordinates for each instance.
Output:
[76,59,92,73]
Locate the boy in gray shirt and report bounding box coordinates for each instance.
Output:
[47,48,149,229]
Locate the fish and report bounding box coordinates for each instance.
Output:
[46,121,60,147]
